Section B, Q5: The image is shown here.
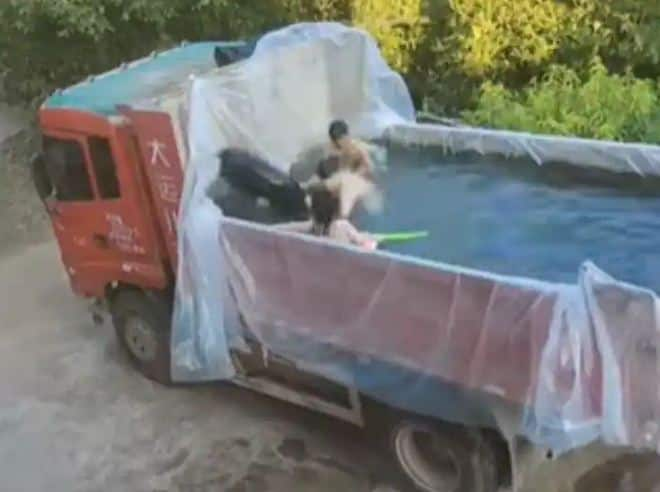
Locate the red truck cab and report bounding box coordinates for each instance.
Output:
[36,41,255,300]
[33,42,238,384]
[37,109,173,297]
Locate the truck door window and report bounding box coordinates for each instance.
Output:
[88,137,121,199]
[43,137,94,202]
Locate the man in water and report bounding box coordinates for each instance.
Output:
[327,119,374,179]
[302,119,382,218]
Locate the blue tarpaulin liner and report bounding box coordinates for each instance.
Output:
[356,146,660,293]
[110,23,660,456]
[44,41,250,115]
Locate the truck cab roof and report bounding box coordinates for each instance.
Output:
[43,41,247,116]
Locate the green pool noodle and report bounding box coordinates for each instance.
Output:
[373,231,429,244]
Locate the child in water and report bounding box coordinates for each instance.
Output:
[275,187,378,251]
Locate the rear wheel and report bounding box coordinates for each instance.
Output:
[390,419,499,492]
[111,289,173,385]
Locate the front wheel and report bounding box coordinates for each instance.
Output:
[390,419,499,492]
[111,289,173,385]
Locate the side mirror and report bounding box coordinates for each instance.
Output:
[30,153,53,203]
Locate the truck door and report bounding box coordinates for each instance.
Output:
[40,112,168,297]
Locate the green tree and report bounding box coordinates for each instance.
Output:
[0,0,295,101]
[464,59,660,143]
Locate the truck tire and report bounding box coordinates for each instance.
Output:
[389,419,499,492]
[111,289,172,385]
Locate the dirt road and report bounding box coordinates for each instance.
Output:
[0,242,393,492]
[0,103,26,143]
[0,121,51,257]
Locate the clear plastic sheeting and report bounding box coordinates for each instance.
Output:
[171,22,660,455]
[525,263,660,453]
[172,22,415,380]
[387,123,660,177]
[220,220,660,455]
[582,265,660,452]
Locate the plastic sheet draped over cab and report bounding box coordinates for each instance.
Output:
[172,22,660,455]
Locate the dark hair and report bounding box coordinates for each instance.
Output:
[328,119,349,143]
[310,188,340,235]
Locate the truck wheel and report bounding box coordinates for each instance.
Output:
[390,419,498,492]
[111,289,172,385]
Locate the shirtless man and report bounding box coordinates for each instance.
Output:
[302,120,381,218]
[327,119,374,178]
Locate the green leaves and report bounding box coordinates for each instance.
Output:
[464,59,660,143]
[1,0,660,146]
[353,0,426,73]
[0,0,291,101]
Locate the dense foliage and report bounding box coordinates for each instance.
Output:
[449,0,573,78]
[1,0,659,143]
[352,0,425,72]
[464,60,660,142]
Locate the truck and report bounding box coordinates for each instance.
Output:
[30,24,660,492]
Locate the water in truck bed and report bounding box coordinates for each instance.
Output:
[355,145,660,293]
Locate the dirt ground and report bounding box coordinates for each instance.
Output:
[0,110,658,492]
[0,241,397,492]
[0,123,51,256]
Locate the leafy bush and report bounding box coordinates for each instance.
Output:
[352,0,426,73]
[2,0,660,146]
[0,0,297,101]
[447,0,574,78]
[463,59,660,143]
[558,1,660,79]
[411,0,596,116]
[292,0,350,21]
[432,0,656,85]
